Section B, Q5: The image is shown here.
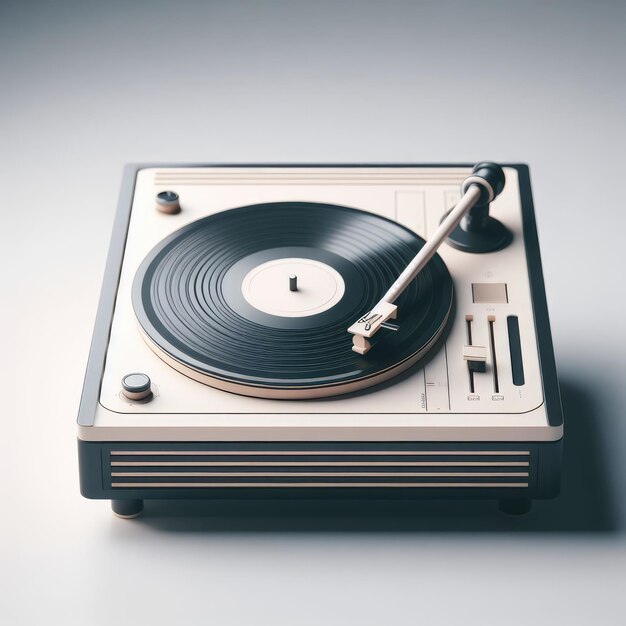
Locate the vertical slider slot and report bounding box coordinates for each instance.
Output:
[507,315,525,386]
[465,315,475,393]
[488,315,499,393]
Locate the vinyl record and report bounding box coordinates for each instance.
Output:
[132,202,454,398]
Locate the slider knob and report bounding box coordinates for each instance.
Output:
[462,345,487,373]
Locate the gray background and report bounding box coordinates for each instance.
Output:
[1,1,625,624]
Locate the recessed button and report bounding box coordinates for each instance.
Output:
[472,283,508,304]
[121,373,152,401]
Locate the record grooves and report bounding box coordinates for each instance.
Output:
[132,202,454,398]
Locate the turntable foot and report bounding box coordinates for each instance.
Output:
[498,497,532,516]
[111,499,144,519]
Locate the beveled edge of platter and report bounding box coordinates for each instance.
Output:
[135,296,453,400]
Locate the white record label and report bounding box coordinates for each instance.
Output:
[241,257,345,318]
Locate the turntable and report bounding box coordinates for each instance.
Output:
[77,163,563,518]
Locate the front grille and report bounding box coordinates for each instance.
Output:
[107,449,531,489]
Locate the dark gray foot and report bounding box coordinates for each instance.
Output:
[111,499,143,519]
[499,497,532,516]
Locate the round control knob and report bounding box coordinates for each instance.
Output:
[121,373,152,401]
[155,190,180,214]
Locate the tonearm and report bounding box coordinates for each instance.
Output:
[347,161,510,354]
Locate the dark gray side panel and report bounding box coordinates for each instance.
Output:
[514,164,564,427]
[77,165,137,427]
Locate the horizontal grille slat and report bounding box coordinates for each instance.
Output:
[111,472,529,478]
[107,447,534,490]
[111,461,529,467]
[111,482,529,489]
[110,450,528,456]
[110,466,528,474]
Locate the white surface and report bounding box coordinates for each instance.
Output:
[1,1,625,625]
[92,166,550,441]
[242,257,345,316]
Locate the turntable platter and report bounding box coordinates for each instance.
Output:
[132,202,454,398]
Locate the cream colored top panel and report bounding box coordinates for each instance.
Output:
[97,167,545,429]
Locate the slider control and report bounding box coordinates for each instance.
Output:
[462,345,487,373]
[488,315,500,393]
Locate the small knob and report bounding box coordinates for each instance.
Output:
[121,373,152,401]
[155,190,180,214]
